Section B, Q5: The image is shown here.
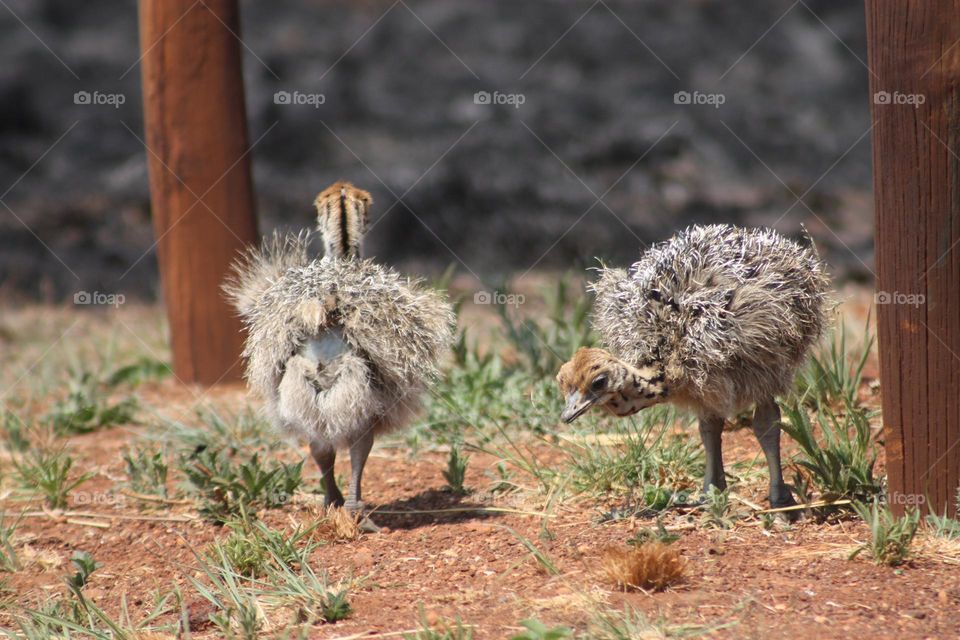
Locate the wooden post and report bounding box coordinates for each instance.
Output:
[138,0,258,385]
[866,0,960,516]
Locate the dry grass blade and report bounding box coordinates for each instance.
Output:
[600,542,685,592]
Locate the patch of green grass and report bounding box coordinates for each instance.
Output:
[189,545,263,639]
[123,447,169,497]
[700,487,735,530]
[46,368,138,436]
[510,618,572,640]
[157,408,281,456]
[193,534,353,631]
[564,407,700,503]
[1,410,31,452]
[850,499,920,566]
[495,276,595,378]
[212,518,317,578]
[180,450,303,523]
[65,551,101,592]
[627,519,681,546]
[0,512,22,572]
[925,512,960,539]
[443,446,470,494]
[410,277,598,450]
[13,447,93,509]
[410,340,536,447]
[317,589,352,623]
[261,551,353,625]
[106,357,172,387]
[586,605,726,639]
[795,319,873,408]
[11,595,137,640]
[780,398,882,503]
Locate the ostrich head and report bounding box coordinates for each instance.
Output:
[556,347,669,423]
[314,181,373,259]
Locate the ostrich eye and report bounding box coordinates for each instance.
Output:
[591,376,607,392]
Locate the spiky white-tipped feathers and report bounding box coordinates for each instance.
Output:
[591,225,830,416]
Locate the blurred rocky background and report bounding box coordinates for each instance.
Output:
[0,0,873,300]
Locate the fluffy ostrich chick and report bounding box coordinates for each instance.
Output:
[557,225,830,509]
[225,182,454,526]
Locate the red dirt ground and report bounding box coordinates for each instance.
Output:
[3,378,959,640]
[1,294,958,639]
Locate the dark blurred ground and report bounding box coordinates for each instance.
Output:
[0,0,873,300]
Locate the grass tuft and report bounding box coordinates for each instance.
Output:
[309,505,362,542]
[699,486,735,529]
[13,447,93,509]
[796,320,873,408]
[210,519,317,578]
[600,542,685,591]
[0,512,22,572]
[443,446,470,494]
[123,447,169,497]
[780,398,881,502]
[850,499,920,566]
[510,618,573,640]
[65,551,100,593]
[46,368,138,436]
[180,450,303,523]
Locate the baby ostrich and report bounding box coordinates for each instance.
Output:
[224,182,454,526]
[557,225,830,510]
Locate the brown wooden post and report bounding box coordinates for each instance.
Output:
[866,0,960,516]
[138,0,258,384]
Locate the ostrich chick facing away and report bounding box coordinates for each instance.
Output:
[557,225,830,510]
[225,183,454,527]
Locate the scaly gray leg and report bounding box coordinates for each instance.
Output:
[309,439,344,507]
[346,426,375,512]
[698,414,727,493]
[752,399,796,511]
[346,425,380,533]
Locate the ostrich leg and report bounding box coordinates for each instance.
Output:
[752,398,797,512]
[346,425,380,532]
[310,439,344,507]
[698,414,727,493]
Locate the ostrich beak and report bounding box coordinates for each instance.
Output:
[561,391,595,424]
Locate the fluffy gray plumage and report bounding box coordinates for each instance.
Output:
[591,224,831,417]
[224,231,454,448]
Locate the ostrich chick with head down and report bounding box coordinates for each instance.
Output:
[225,182,454,529]
[557,225,830,510]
